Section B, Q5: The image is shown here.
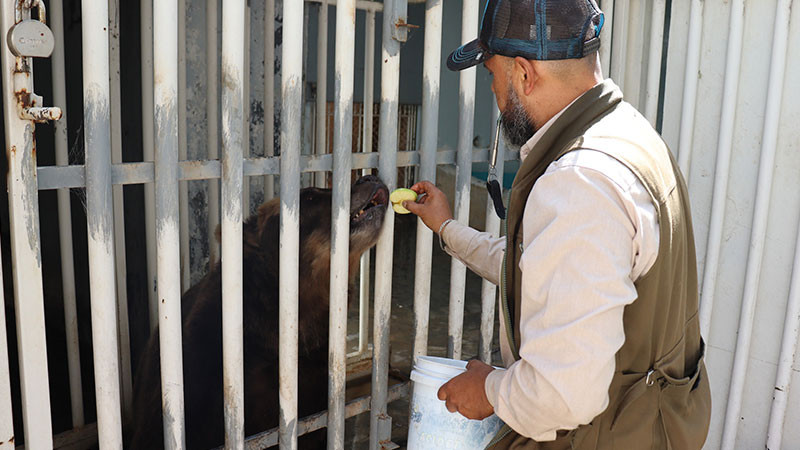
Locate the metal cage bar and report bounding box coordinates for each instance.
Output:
[264,0,276,201]
[643,0,666,125]
[676,0,704,178]
[207,0,221,267]
[315,0,329,188]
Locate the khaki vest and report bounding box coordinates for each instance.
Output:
[488,80,711,450]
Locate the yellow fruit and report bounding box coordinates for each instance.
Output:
[390,188,417,214]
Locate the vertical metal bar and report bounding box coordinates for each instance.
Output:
[154,0,187,447]
[0,7,51,445]
[767,220,800,450]
[479,102,504,364]
[315,0,328,188]
[598,0,612,76]
[0,246,12,448]
[82,0,124,444]
[142,0,159,329]
[221,0,246,446]
[643,0,665,125]
[328,1,356,446]
[412,0,442,361]
[280,0,304,447]
[698,0,744,340]
[207,0,221,265]
[51,0,85,428]
[179,0,191,292]
[108,0,133,420]
[676,0,704,178]
[357,9,377,357]
[448,0,478,361]
[720,0,790,446]
[609,0,628,90]
[264,0,276,201]
[370,0,405,446]
[243,3,251,214]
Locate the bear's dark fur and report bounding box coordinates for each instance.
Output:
[128,175,389,449]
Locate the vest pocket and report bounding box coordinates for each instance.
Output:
[658,358,712,450]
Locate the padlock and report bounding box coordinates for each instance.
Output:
[7,19,55,58]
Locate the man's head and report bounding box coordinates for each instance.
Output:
[448,0,605,146]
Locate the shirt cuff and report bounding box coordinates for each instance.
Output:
[484,367,505,409]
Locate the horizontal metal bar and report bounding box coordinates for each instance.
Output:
[36,149,521,190]
[304,0,384,12]
[243,381,410,449]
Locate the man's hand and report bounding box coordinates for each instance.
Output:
[402,181,453,233]
[437,359,495,420]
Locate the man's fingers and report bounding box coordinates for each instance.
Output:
[437,383,447,401]
[410,180,434,194]
[445,401,458,413]
[402,200,421,215]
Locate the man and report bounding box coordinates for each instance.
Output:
[403,0,711,448]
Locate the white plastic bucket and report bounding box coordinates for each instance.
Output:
[407,356,504,449]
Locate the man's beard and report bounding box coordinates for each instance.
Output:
[501,85,536,148]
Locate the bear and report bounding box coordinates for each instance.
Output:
[128,175,389,449]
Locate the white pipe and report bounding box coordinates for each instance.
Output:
[721,0,790,447]
[767,213,800,449]
[480,102,504,364]
[179,0,191,292]
[0,5,52,445]
[598,0,612,77]
[370,0,404,446]
[643,0,665,125]
[412,0,442,361]
[221,0,246,446]
[142,0,158,330]
[448,0,478,361]
[328,1,356,445]
[207,0,221,266]
[107,0,133,421]
[315,0,328,188]
[82,0,124,445]
[676,0,704,178]
[264,0,275,200]
[609,0,628,90]
[280,0,304,447]
[698,0,744,341]
[154,0,187,446]
[50,0,85,428]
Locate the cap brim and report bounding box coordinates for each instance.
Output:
[447,39,489,71]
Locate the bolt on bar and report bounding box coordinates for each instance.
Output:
[82,0,124,445]
[328,1,356,445]
[479,102,504,364]
[51,0,85,428]
[412,0,442,361]
[154,0,187,446]
[207,0,221,266]
[370,0,405,446]
[141,0,158,330]
[448,0,478,360]
[698,0,744,340]
[280,0,304,447]
[721,0,790,445]
[263,0,276,201]
[108,0,133,420]
[221,0,247,446]
[676,0,704,179]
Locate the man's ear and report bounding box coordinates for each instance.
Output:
[514,56,537,96]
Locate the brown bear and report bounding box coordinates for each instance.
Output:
[128,175,389,449]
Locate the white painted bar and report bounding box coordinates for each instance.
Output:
[644,0,665,125]
[82,0,124,445]
[448,0,478,360]
[264,0,276,201]
[480,103,504,364]
[328,1,356,445]
[315,0,328,189]
[179,0,191,292]
[208,0,221,266]
[767,217,800,449]
[107,0,133,420]
[221,0,246,446]
[306,0,384,12]
[598,0,612,76]
[370,0,404,446]
[51,0,85,428]
[676,0,704,177]
[154,0,187,446]
[698,0,744,340]
[141,0,158,330]
[412,0,442,361]
[721,0,791,446]
[609,0,628,90]
[0,251,11,448]
[280,0,304,447]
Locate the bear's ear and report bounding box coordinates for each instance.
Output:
[257,198,280,232]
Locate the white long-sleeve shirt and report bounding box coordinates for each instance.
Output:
[441,110,660,441]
